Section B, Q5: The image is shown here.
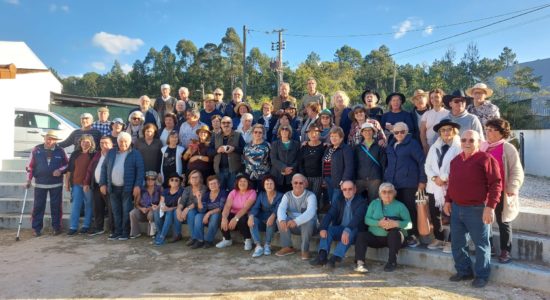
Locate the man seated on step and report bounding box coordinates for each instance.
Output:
[276,173,318,260]
[310,181,367,268]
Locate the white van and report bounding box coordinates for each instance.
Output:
[14,108,78,154]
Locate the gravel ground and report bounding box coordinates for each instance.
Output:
[519,175,550,209]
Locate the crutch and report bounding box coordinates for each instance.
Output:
[15,188,29,241]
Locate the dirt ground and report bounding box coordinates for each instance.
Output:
[0,229,548,300]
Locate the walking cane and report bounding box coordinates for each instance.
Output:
[15,188,29,241]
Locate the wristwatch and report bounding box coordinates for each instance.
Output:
[431,176,437,182]
[235,217,239,222]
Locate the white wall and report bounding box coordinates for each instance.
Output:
[515,129,550,177]
[0,71,62,165]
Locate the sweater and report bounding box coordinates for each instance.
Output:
[445,151,502,209]
[365,199,412,237]
[277,190,317,226]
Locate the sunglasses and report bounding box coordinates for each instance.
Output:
[393,130,406,135]
[292,181,305,185]
[169,178,181,182]
[132,117,141,120]
[380,190,393,194]
[281,127,291,131]
[221,121,232,125]
[461,138,476,143]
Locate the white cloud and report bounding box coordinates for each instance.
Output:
[121,63,133,74]
[92,31,144,55]
[60,5,68,12]
[4,0,19,5]
[49,3,69,13]
[91,62,106,71]
[393,17,424,39]
[49,4,56,11]
[423,25,434,37]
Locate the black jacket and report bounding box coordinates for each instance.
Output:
[320,194,367,232]
[353,142,386,181]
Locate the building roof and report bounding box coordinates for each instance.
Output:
[51,92,140,108]
[0,41,48,70]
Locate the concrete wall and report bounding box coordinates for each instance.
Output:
[515,129,550,177]
[1,72,62,165]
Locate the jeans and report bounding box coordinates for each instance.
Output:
[109,186,133,237]
[250,216,277,245]
[451,203,491,280]
[218,168,236,192]
[32,186,63,232]
[70,184,93,230]
[184,208,198,239]
[158,209,182,240]
[278,218,317,252]
[152,208,164,235]
[193,212,221,242]
[318,225,357,258]
[324,177,342,205]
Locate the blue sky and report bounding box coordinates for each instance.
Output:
[2,0,550,77]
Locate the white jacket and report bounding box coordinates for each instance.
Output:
[425,136,462,208]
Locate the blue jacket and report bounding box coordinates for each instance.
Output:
[331,107,352,142]
[27,144,68,185]
[100,148,145,193]
[384,134,427,189]
[323,143,354,188]
[320,194,367,232]
[249,191,283,222]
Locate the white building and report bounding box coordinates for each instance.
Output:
[0,41,62,164]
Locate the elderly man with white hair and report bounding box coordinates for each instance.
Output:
[57,112,102,150]
[154,84,177,120]
[100,132,145,241]
[129,95,161,129]
[179,109,205,148]
[236,113,254,144]
[224,87,244,119]
[444,130,502,288]
[177,86,197,111]
[276,173,318,260]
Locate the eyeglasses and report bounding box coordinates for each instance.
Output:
[461,138,475,143]
[321,116,330,119]
[169,178,180,182]
[292,181,305,185]
[281,127,291,131]
[439,128,453,133]
[393,130,406,135]
[221,121,232,125]
[380,190,393,194]
[452,100,466,104]
[341,188,354,191]
[132,118,141,120]
[253,131,263,134]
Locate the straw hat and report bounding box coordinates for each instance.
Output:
[195,125,212,135]
[42,130,62,140]
[410,89,429,102]
[466,83,494,98]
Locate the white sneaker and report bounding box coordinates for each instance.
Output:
[427,239,444,250]
[354,260,369,273]
[216,238,233,248]
[252,245,264,257]
[263,244,272,256]
[442,242,452,253]
[244,238,253,251]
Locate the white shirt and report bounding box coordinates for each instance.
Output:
[94,154,106,184]
[421,108,449,146]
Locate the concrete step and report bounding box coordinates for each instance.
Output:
[509,207,550,235]
[492,230,550,265]
[0,170,27,183]
[0,183,71,199]
[0,198,72,214]
[1,159,27,171]
[0,213,71,230]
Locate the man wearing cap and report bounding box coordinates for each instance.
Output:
[57,112,102,150]
[272,82,297,115]
[179,109,205,149]
[154,84,177,120]
[200,94,222,128]
[300,77,326,116]
[354,122,386,203]
[130,95,161,130]
[224,87,244,119]
[25,130,69,236]
[92,107,111,136]
[177,87,197,113]
[466,83,500,126]
[211,116,245,191]
[444,92,485,140]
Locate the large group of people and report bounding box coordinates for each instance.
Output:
[25,79,524,288]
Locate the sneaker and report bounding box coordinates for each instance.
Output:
[89,229,105,236]
[354,261,369,273]
[301,251,311,260]
[191,240,205,249]
[216,238,233,248]
[118,235,129,241]
[263,244,272,256]
[407,235,419,248]
[79,227,89,234]
[327,255,342,268]
[427,239,445,250]
[498,250,512,264]
[449,273,474,282]
[203,241,214,249]
[275,247,296,257]
[244,238,253,251]
[384,262,397,272]
[472,278,488,288]
[154,238,165,246]
[108,234,121,241]
[129,233,142,239]
[310,250,328,266]
[442,242,452,254]
[252,245,264,258]
[67,229,78,236]
[186,239,197,247]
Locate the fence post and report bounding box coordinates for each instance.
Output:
[520,132,525,170]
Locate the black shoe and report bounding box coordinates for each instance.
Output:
[108,234,121,241]
[384,262,397,272]
[310,250,328,266]
[89,229,105,236]
[32,231,42,237]
[79,227,89,234]
[191,241,205,249]
[449,273,474,282]
[186,239,197,247]
[52,229,62,236]
[203,241,214,249]
[67,229,77,236]
[327,255,342,268]
[472,278,488,288]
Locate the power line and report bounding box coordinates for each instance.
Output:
[250,3,550,38]
[389,3,550,56]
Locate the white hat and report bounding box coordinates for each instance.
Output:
[160,83,171,90]
[466,83,493,98]
[360,122,376,131]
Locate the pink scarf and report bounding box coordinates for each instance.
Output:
[480,139,505,152]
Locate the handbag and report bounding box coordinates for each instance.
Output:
[415,189,432,236]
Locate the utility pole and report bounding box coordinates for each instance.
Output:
[271,29,285,96]
[392,63,397,92]
[242,25,247,100]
